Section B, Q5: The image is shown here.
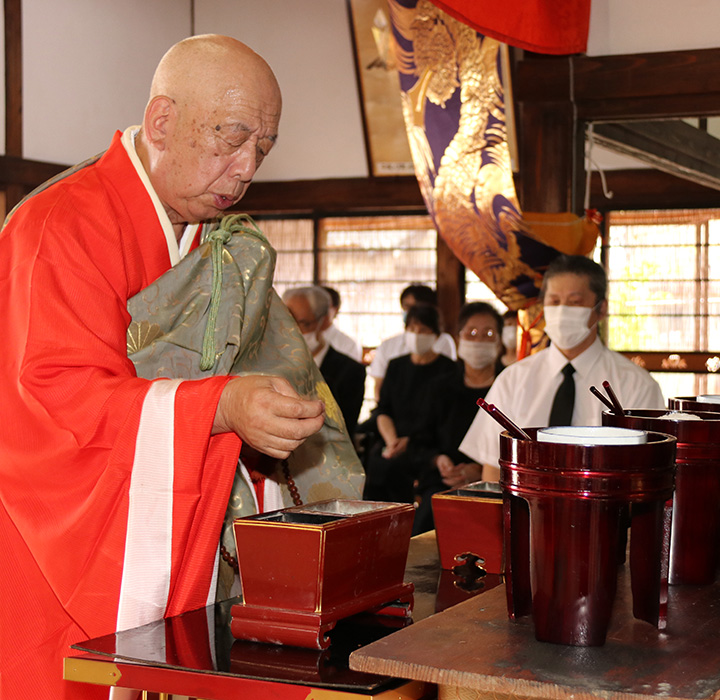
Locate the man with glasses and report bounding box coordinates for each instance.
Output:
[283,286,366,437]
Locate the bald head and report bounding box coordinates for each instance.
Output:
[137,35,282,231]
[149,34,281,116]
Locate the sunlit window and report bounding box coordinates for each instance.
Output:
[259,218,315,297]
[465,270,509,313]
[317,215,439,348]
[603,209,720,397]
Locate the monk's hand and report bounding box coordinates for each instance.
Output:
[213,375,325,459]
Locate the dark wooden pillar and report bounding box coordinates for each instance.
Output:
[517,101,577,212]
[5,0,24,211]
[515,55,586,216]
[436,233,464,336]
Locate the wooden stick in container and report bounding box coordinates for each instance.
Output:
[476,397,532,440]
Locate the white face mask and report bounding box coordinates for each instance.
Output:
[501,325,517,349]
[458,339,499,369]
[302,330,322,354]
[543,304,597,350]
[405,330,437,355]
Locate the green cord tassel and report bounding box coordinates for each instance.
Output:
[199,214,267,371]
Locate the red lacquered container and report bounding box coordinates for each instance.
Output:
[231,499,414,649]
[499,429,676,647]
[604,408,720,585]
[432,481,504,574]
[669,396,720,413]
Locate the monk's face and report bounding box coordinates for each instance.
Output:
[155,79,281,225]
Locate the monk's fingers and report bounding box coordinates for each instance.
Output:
[272,412,326,441]
[264,391,324,421]
[239,412,325,458]
[252,439,301,461]
[246,422,321,460]
[214,375,325,443]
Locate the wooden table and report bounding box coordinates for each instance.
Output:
[349,561,720,700]
[64,532,500,699]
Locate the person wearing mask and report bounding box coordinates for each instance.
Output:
[411,302,503,533]
[363,303,455,504]
[368,284,456,401]
[459,255,665,481]
[283,286,366,436]
[320,286,364,363]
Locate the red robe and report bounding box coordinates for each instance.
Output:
[0,132,241,699]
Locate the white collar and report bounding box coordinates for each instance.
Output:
[547,335,604,377]
[313,342,330,367]
[120,127,200,265]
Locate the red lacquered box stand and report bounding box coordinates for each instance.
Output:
[231,500,415,649]
[431,482,504,574]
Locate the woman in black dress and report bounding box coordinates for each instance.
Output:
[363,303,455,504]
[412,302,504,533]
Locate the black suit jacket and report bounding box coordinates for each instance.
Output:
[319,345,366,436]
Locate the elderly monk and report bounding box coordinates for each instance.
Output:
[0,35,326,700]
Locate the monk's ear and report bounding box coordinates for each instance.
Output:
[143,96,176,150]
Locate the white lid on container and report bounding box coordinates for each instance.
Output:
[697,395,720,404]
[658,411,703,421]
[537,426,648,445]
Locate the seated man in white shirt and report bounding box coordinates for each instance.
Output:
[368,284,456,400]
[321,286,364,363]
[459,254,665,480]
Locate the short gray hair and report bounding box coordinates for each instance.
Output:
[540,254,607,304]
[281,286,331,319]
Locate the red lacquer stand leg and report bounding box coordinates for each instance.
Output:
[504,493,532,620]
[629,498,671,628]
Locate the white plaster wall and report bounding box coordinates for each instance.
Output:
[193,0,368,181]
[587,0,720,56]
[6,0,720,170]
[21,0,191,164]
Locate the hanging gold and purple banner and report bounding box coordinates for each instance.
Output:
[387,0,598,324]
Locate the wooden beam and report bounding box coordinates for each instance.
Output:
[4,156,717,217]
[5,0,21,156]
[5,0,24,210]
[515,48,720,121]
[236,176,426,215]
[618,351,720,374]
[589,168,720,211]
[0,154,67,188]
[592,121,720,192]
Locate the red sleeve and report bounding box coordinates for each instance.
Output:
[0,153,241,700]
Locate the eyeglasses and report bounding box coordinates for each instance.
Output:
[459,327,498,342]
[295,317,320,332]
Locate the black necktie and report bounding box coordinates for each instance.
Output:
[549,363,576,426]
